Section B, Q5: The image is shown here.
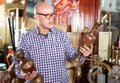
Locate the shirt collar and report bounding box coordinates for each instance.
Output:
[35,27,56,37]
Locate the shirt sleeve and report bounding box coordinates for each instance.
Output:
[14,59,25,79]
[62,32,86,64]
[80,56,86,64]
[62,32,77,60]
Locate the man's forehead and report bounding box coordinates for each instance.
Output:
[38,8,54,13]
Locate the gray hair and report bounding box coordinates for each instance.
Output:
[34,2,55,14]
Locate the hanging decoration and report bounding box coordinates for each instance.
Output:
[53,0,80,26]
[53,0,80,13]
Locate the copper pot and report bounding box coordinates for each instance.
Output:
[20,58,35,73]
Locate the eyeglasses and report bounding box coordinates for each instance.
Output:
[36,13,56,19]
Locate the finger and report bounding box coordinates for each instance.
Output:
[24,72,31,80]
[83,45,89,51]
[84,44,93,53]
[80,47,87,53]
[24,71,38,80]
[83,44,93,51]
[80,49,88,56]
[80,47,91,57]
[29,71,38,80]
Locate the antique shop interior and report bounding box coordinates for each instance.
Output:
[0,0,120,83]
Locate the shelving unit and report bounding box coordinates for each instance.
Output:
[7,8,24,48]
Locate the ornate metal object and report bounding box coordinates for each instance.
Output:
[15,50,43,83]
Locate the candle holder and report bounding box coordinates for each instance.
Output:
[108,50,120,83]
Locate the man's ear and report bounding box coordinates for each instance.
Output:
[33,14,41,25]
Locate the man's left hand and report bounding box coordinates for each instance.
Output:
[79,44,93,57]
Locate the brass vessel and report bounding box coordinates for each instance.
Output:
[15,50,43,83]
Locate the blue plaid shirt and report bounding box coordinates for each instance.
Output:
[14,27,85,83]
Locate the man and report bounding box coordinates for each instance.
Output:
[14,2,93,83]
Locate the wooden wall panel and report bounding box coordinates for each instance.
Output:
[79,0,100,54]
[79,0,100,30]
[0,0,5,5]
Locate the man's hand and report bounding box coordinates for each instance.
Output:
[23,71,38,81]
[79,44,93,57]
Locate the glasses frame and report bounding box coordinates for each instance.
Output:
[36,13,56,19]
